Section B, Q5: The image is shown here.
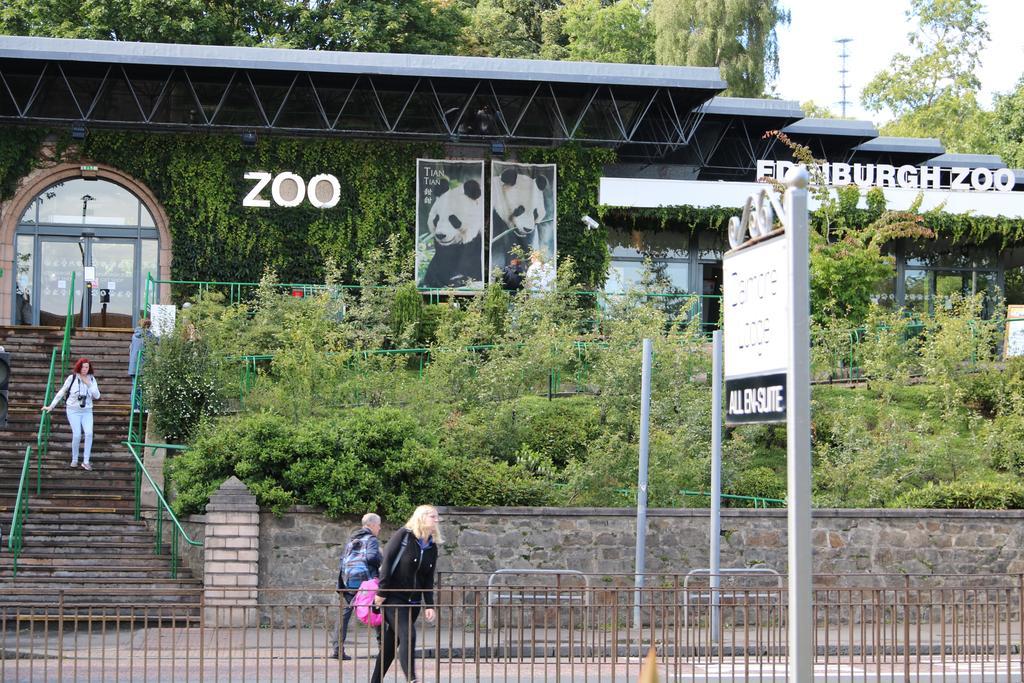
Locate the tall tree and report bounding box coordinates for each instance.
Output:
[460,0,559,58]
[992,76,1024,168]
[556,0,654,64]
[0,0,465,54]
[651,0,789,97]
[861,0,993,153]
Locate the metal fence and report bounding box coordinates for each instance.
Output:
[2,576,1022,681]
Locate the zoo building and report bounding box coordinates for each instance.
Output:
[1,35,1023,328]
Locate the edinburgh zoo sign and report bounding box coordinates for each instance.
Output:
[756,160,1015,192]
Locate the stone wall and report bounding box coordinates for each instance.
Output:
[254,506,1024,591]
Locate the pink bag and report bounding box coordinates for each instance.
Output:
[353,578,383,627]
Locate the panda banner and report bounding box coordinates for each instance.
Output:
[489,161,557,287]
[416,159,486,289]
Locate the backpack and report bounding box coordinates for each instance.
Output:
[353,578,383,627]
[340,533,376,585]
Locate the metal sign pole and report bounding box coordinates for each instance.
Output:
[710,330,723,642]
[785,171,812,683]
[633,338,653,627]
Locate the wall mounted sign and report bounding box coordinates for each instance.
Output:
[242,171,341,208]
[756,160,1015,192]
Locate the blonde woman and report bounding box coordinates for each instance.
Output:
[371,505,442,683]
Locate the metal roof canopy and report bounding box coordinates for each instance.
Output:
[780,118,878,161]
[849,136,945,166]
[690,96,804,181]
[0,36,726,152]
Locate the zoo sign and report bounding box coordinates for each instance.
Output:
[242,171,341,208]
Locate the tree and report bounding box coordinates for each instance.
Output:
[993,76,1024,168]
[861,0,993,153]
[801,100,836,119]
[651,0,789,97]
[460,0,557,58]
[0,0,466,54]
[553,0,654,64]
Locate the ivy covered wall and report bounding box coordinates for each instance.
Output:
[0,127,616,287]
[1,125,1021,292]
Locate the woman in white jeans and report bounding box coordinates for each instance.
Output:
[42,358,101,470]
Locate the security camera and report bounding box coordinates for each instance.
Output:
[582,215,599,230]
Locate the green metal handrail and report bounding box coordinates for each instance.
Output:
[123,441,201,579]
[125,347,201,578]
[7,446,33,577]
[679,489,786,509]
[8,347,60,577]
[60,271,76,377]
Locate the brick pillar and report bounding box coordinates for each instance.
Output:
[203,476,259,627]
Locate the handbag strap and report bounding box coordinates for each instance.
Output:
[388,530,410,577]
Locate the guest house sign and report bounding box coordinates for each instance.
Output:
[756,160,1015,192]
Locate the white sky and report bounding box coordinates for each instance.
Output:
[774,0,1024,124]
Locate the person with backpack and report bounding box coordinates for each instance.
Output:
[370,505,442,683]
[331,513,383,660]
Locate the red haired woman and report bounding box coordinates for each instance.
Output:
[42,358,101,470]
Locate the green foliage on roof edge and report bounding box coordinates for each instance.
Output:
[1,125,1021,289]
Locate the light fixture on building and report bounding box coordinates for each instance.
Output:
[490,141,505,156]
[71,124,87,141]
[241,131,257,148]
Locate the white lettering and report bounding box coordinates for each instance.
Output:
[307,173,341,208]
[995,168,1016,192]
[832,163,851,186]
[920,165,942,190]
[242,171,272,208]
[271,172,305,208]
[756,159,775,180]
[852,163,874,186]
[951,167,970,190]
[970,167,994,192]
[876,164,896,188]
[896,165,917,188]
[775,161,795,182]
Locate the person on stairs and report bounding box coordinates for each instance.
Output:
[42,358,101,470]
[127,317,153,411]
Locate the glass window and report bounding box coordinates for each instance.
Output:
[605,258,688,294]
[935,272,971,310]
[872,276,896,308]
[141,205,156,228]
[905,239,971,269]
[606,227,688,259]
[697,230,725,260]
[15,235,34,325]
[37,178,144,226]
[904,268,929,315]
[19,199,38,225]
[141,239,159,312]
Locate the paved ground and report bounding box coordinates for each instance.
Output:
[2,625,1021,681]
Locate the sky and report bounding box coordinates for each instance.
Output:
[774,0,1024,124]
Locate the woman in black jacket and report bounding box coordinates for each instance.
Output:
[371,505,442,683]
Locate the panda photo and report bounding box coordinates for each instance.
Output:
[418,172,485,289]
[489,162,557,283]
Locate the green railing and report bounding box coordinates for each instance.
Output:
[679,489,786,509]
[60,271,76,377]
[8,347,60,577]
[125,347,202,578]
[143,275,723,333]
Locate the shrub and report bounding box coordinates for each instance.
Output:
[890,479,1024,510]
[143,331,228,443]
[167,407,555,518]
[390,281,423,346]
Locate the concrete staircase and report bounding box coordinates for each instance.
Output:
[0,326,201,618]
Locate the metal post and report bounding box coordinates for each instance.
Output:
[785,168,812,683]
[634,338,653,627]
[710,330,723,641]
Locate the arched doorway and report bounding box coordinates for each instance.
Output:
[12,176,161,328]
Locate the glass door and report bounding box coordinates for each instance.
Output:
[90,240,136,328]
[37,239,83,327]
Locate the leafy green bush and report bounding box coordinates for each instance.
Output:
[390,281,423,346]
[143,331,228,443]
[167,408,554,518]
[890,479,1024,509]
